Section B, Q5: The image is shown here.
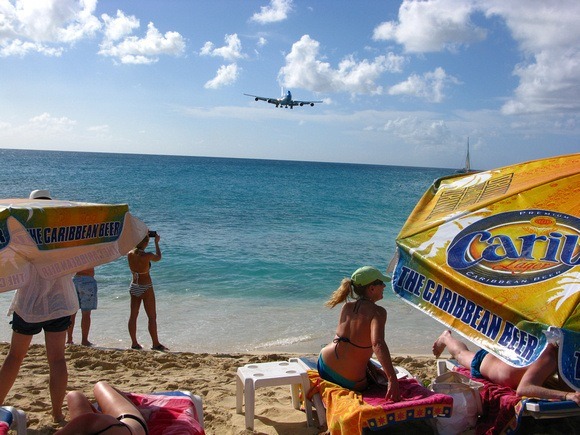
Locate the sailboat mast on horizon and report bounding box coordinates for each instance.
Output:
[456,137,472,173]
[464,137,471,172]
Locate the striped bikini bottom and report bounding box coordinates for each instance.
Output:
[129,282,152,298]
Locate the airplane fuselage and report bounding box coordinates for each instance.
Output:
[245,90,321,109]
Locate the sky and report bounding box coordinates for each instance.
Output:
[1,0,580,170]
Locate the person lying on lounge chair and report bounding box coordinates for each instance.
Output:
[433,330,580,405]
[56,381,148,434]
[319,266,400,402]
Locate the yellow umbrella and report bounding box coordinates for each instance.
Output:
[0,198,147,293]
[392,153,579,390]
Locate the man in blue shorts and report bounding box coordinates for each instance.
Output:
[67,268,98,346]
[433,330,579,405]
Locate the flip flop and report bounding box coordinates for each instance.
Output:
[131,344,143,350]
[151,344,169,352]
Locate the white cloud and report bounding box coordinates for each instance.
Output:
[0,39,63,57]
[0,0,101,56]
[279,35,406,95]
[0,1,185,63]
[200,33,245,62]
[204,63,239,89]
[250,0,293,24]
[101,10,139,42]
[373,0,486,53]
[257,37,267,47]
[477,0,580,114]
[87,124,109,132]
[98,21,185,64]
[389,67,459,102]
[375,0,580,114]
[29,112,76,131]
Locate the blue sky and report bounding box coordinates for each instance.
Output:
[1,0,579,169]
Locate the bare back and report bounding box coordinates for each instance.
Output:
[320,299,385,385]
[127,249,156,285]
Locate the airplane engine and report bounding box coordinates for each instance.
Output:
[310,103,314,106]
[299,103,304,106]
[255,97,259,101]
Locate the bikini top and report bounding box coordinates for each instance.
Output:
[333,299,373,358]
[131,262,152,281]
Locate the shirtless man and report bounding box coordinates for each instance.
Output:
[127,232,168,351]
[433,330,579,405]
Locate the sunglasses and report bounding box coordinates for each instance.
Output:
[371,280,385,286]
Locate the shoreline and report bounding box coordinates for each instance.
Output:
[0,343,439,434]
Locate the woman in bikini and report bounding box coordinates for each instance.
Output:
[319,266,400,402]
[56,381,148,435]
[127,232,167,351]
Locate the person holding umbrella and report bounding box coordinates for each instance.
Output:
[0,189,79,423]
[318,266,400,402]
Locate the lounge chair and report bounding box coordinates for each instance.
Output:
[290,357,453,433]
[437,358,580,433]
[0,406,26,435]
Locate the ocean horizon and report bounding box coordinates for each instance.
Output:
[0,148,453,355]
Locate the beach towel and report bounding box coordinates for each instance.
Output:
[307,370,453,434]
[126,393,204,435]
[454,366,522,435]
[0,421,7,435]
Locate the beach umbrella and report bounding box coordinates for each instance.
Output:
[391,153,579,390]
[0,197,147,293]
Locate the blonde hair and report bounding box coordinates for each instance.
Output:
[325,277,369,308]
[136,236,149,250]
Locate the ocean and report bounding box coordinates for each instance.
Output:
[0,149,452,355]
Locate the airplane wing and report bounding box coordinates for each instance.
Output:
[244,93,270,102]
[244,94,283,106]
[291,99,323,107]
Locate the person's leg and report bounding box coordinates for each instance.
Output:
[93,381,148,435]
[0,332,33,405]
[142,289,164,349]
[128,296,142,349]
[65,390,94,419]
[44,330,68,423]
[66,313,76,345]
[80,310,92,346]
[433,330,476,369]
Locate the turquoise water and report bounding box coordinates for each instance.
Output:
[0,149,451,354]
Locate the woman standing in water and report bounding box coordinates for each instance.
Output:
[318,266,400,401]
[127,232,168,351]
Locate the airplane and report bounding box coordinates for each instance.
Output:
[244,90,322,109]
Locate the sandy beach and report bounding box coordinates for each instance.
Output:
[0,343,439,434]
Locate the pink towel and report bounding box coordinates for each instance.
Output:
[308,371,453,434]
[454,367,521,435]
[126,393,204,435]
[0,421,8,435]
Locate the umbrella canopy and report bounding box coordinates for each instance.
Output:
[0,198,147,293]
[392,153,579,390]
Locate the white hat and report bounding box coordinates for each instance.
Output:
[29,189,52,200]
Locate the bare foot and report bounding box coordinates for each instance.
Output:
[81,341,93,347]
[433,330,451,358]
[66,341,74,346]
[52,413,66,425]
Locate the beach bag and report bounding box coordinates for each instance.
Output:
[431,371,483,435]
